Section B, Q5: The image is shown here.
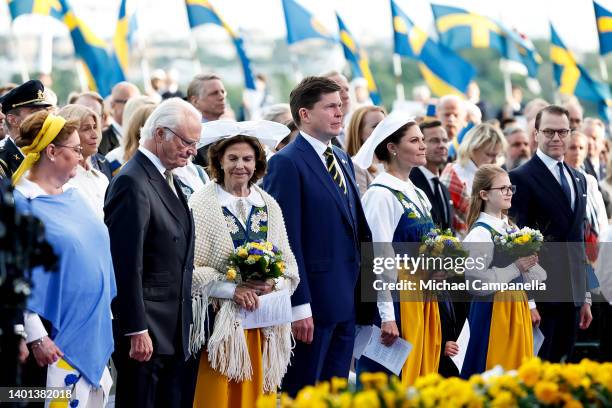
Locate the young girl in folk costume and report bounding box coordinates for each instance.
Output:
[353,115,441,385]
[461,164,546,378]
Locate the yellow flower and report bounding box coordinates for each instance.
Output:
[561,365,584,388]
[490,390,515,408]
[278,261,286,272]
[331,377,348,393]
[518,358,542,387]
[534,381,559,405]
[237,247,248,258]
[360,372,388,390]
[353,390,380,407]
[247,254,261,263]
[226,267,237,281]
[564,399,583,408]
[256,394,278,408]
[279,393,293,408]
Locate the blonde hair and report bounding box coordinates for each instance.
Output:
[124,104,156,162]
[57,104,102,146]
[465,164,509,230]
[345,105,387,157]
[122,96,158,134]
[457,123,507,166]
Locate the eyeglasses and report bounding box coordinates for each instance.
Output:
[54,143,83,156]
[538,128,571,139]
[163,127,198,148]
[487,185,516,195]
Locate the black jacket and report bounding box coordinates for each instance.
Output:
[104,151,194,359]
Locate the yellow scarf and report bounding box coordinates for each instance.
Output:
[11,114,66,186]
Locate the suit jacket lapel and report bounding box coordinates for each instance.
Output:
[530,155,573,215]
[295,135,353,226]
[135,151,190,236]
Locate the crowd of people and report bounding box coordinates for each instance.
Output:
[0,72,610,407]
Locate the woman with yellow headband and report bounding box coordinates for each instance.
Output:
[13,110,117,407]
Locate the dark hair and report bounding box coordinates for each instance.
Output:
[207,135,267,185]
[419,120,442,132]
[374,122,417,163]
[534,105,570,130]
[289,76,341,126]
[17,110,79,148]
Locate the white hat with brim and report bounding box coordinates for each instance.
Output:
[352,113,416,169]
[198,120,290,149]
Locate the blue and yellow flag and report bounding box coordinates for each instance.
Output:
[112,0,138,75]
[7,0,63,21]
[58,0,124,97]
[282,0,335,44]
[391,0,475,97]
[594,1,612,55]
[185,0,255,90]
[551,24,611,122]
[431,3,541,78]
[336,13,380,105]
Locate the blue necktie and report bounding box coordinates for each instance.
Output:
[557,162,572,205]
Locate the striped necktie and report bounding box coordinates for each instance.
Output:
[323,147,347,194]
[164,169,178,197]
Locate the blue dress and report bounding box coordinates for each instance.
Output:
[357,183,441,385]
[14,187,116,387]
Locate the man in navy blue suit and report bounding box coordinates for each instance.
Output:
[509,105,592,362]
[263,77,372,396]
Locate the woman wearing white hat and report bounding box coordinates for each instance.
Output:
[353,114,441,385]
[188,120,300,407]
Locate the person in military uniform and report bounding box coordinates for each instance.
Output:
[0,80,51,179]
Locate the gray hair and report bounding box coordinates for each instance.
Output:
[187,73,222,100]
[262,103,291,123]
[503,126,526,138]
[140,98,201,142]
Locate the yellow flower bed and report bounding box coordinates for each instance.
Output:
[257,358,612,407]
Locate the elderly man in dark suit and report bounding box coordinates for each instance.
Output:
[263,77,372,396]
[509,105,592,363]
[104,98,201,407]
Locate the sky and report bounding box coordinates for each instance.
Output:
[1,0,611,54]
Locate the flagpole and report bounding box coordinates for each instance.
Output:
[38,32,53,78]
[75,60,89,92]
[289,50,303,84]
[598,56,609,82]
[9,29,30,82]
[393,54,405,102]
[189,34,203,74]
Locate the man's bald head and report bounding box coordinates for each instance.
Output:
[110,81,141,125]
[436,95,467,139]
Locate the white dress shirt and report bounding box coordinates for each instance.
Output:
[362,172,432,322]
[536,149,576,210]
[301,131,347,187]
[66,158,109,220]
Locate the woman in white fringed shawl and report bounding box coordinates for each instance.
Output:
[189,120,299,408]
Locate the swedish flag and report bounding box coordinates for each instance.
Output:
[58,0,125,97]
[7,0,63,21]
[391,0,475,97]
[431,4,541,78]
[336,13,380,105]
[551,24,611,122]
[594,1,612,55]
[185,0,255,90]
[112,0,138,75]
[282,0,335,44]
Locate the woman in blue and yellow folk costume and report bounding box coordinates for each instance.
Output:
[189,120,300,407]
[12,110,116,407]
[461,164,546,378]
[353,115,441,385]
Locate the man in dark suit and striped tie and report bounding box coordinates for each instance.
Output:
[264,76,372,396]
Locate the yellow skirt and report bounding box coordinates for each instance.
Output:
[399,299,442,386]
[486,291,533,371]
[193,329,264,408]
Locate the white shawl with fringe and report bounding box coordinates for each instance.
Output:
[188,182,300,392]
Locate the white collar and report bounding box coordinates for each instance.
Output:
[138,145,167,176]
[536,148,563,169]
[14,175,74,199]
[215,183,265,207]
[458,159,478,175]
[111,120,123,137]
[418,165,439,180]
[301,131,333,157]
[475,212,512,235]
[371,171,417,195]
